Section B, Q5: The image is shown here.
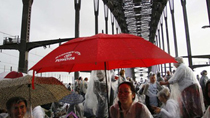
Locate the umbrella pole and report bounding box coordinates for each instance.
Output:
[104,62,110,117]
[28,84,32,118]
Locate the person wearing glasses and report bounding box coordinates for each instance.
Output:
[109,81,152,118]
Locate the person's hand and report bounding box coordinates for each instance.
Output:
[115,76,119,80]
[159,81,164,85]
[160,81,169,85]
[152,106,161,113]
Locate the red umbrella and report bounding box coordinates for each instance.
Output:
[0,71,24,80]
[30,33,176,73]
[29,33,176,114]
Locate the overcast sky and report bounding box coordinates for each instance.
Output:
[0,0,209,83]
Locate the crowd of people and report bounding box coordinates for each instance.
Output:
[0,56,209,118]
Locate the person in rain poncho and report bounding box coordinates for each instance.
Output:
[202,80,210,118]
[153,87,180,118]
[156,72,164,82]
[145,73,162,115]
[109,81,153,118]
[5,97,28,118]
[160,57,205,118]
[32,106,45,118]
[200,70,209,96]
[84,70,113,118]
[80,77,88,98]
[118,70,126,85]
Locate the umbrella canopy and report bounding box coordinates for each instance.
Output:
[0,71,23,80]
[59,91,84,105]
[30,33,176,73]
[0,75,70,109]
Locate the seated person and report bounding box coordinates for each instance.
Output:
[144,74,162,114]
[153,87,180,118]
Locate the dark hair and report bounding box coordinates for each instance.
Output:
[78,77,82,80]
[6,97,27,110]
[117,82,136,117]
[119,70,125,76]
[156,72,161,77]
[201,70,207,75]
[205,80,210,106]
[118,81,136,100]
[84,77,88,81]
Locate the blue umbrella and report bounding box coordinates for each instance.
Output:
[59,91,84,105]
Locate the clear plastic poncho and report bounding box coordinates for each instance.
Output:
[84,70,116,117]
[169,63,205,117]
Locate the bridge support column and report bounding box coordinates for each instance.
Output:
[18,0,33,73]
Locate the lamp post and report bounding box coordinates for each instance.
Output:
[164,7,172,72]
[202,0,210,28]
[74,0,81,79]
[181,0,193,68]
[169,0,178,57]
[115,20,119,34]
[94,0,99,34]
[111,14,115,34]
[74,0,81,38]
[206,0,210,25]
[158,29,163,74]
[104,4,109,34]
[160,17,166,75]
[155,35,160,72]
